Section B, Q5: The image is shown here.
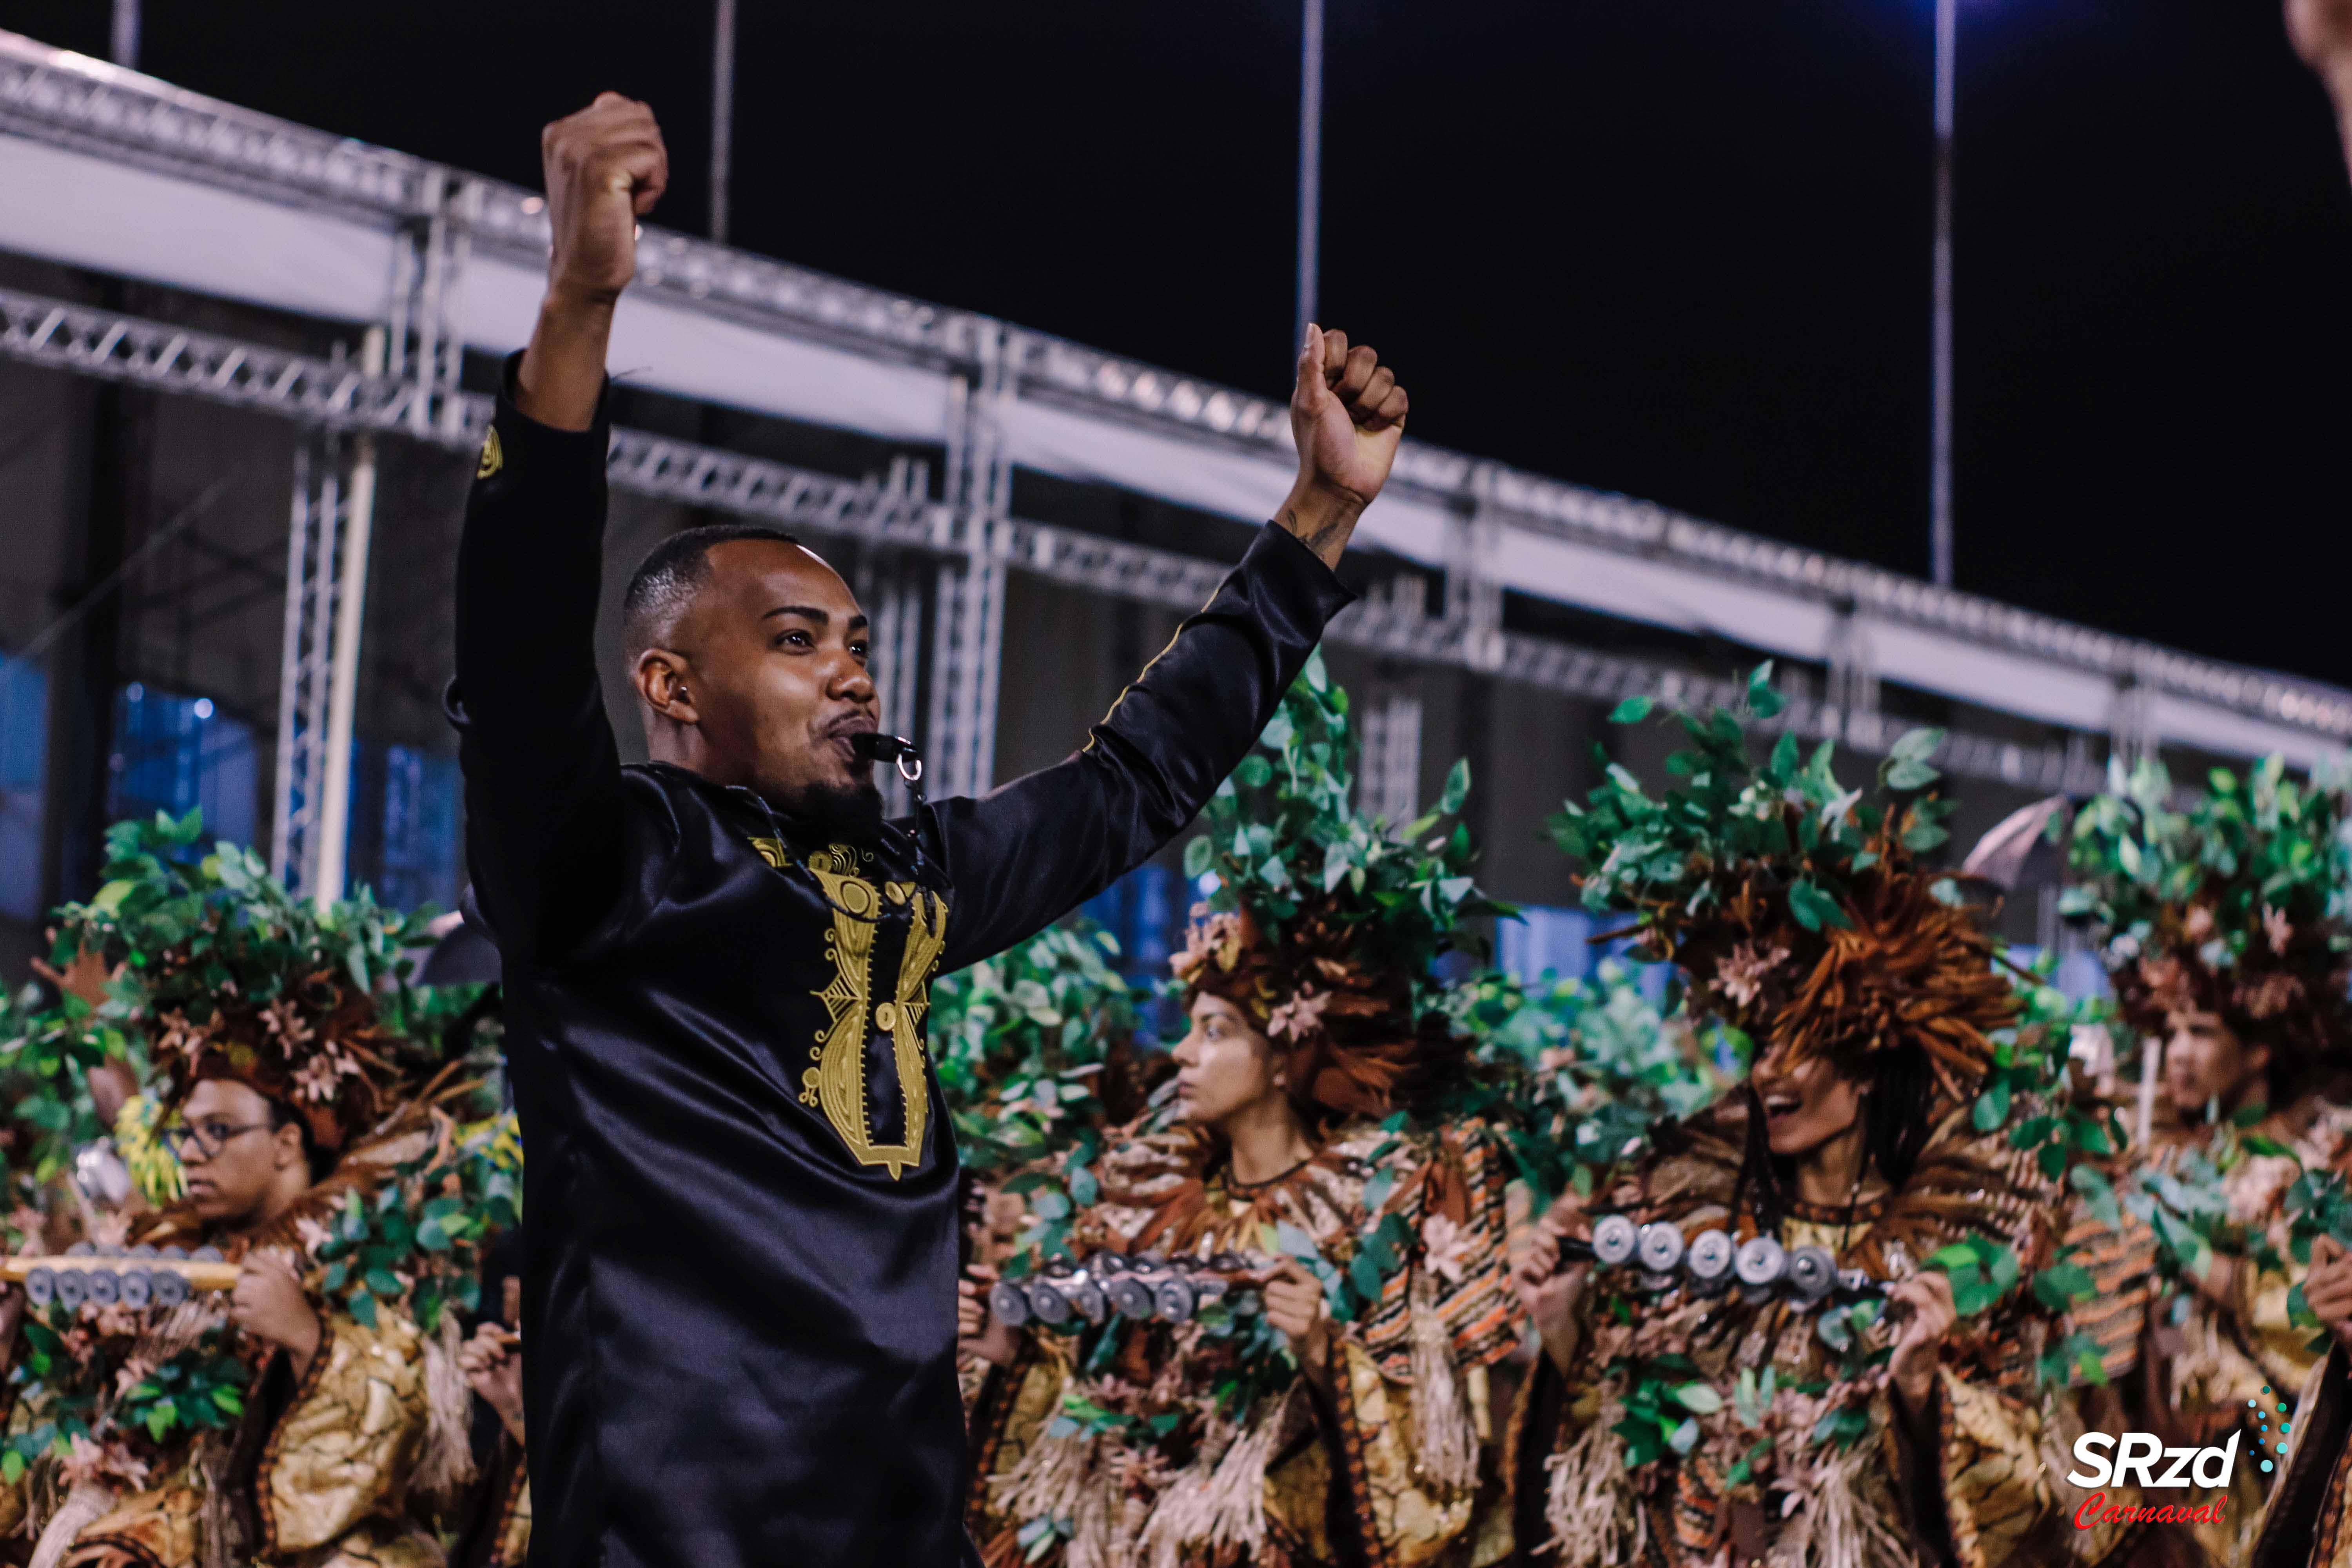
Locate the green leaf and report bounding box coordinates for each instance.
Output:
[1439,759,1472,815]
[1884,759,1940,791]
[1786,879,1851,933]
[1348,1250,1386,1304]
[1673,1381,1725,1415]
[1183,835,1214,878]
[1609,695,1655,725]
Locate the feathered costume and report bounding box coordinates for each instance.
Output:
[2058,757,2352,1568]
[964,662,1521,1568]
[1525,682,2067,1568]
[0,820,512,1568]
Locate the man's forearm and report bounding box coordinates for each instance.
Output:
[518,287,616,433]
[1275,481,1364,572]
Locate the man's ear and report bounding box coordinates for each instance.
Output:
[272,1120,306,1172]
[634,649,701,725]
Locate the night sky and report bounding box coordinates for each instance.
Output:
[7,0,2349,687]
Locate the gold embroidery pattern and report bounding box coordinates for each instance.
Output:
[800,845,950,1180]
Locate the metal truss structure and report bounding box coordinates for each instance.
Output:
[4,32,2352,780]
[0,282,2124,800]
[270,429,363,898]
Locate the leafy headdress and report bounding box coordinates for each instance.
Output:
[2063,753,2352,1098]
[1547,666,2018,1105]
[1173,655,1504,1129]
[39,813,467,1159]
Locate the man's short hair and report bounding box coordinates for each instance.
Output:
[622,523,806,661]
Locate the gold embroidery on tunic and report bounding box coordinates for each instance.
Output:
[802,846,949,1180]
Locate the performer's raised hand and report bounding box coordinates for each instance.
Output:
[230,1250,323,1375]
[1513,1202,1592,1372]
[956,1264,1018,1368]
[1886,1270,1958,1417]
[521,92,670,430]
[1279,325,1411,570]
[2290,0,2352,88]
[2305,1235,2352,1352]
[544,92,667,307]
[460,1321,527,1445]
[2290,0,2352,176]
[1264,1261,1336,1388]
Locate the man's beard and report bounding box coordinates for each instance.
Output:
[771,777,885,844]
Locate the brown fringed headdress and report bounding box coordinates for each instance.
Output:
[1550,675,2018,1103]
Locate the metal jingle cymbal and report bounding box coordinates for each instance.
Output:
[1590,1214,1640,1267]
[1636,1222,1686,1274]
[1734,1236,1787,1288]
[989,1278,1033,1328]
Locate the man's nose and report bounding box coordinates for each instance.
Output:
[828,651,876,702]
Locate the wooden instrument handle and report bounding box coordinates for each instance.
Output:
[3,1256,243,1291]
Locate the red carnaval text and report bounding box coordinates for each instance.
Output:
[2073,1494,2229,1530]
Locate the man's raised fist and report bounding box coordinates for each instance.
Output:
[540,93,670,309]
[1291,325,1409,515]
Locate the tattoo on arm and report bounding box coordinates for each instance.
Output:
[1278,503,1356,570]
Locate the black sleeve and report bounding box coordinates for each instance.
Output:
[450,354,626,965]
[929,523,1352,972]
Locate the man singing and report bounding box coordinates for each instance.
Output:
[451,93,1408,1567]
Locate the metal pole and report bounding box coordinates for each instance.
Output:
[109,0,138,69]
[711,0,737,244]
[311,327,386,909]
[1930,0,1956,589]
[1295,0,1324,349]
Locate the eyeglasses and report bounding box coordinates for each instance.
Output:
[164,1118,272,1161]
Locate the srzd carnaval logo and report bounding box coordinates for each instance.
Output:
[2060,1387,2296,1532]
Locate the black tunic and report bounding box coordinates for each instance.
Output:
[450,361,1350,1568]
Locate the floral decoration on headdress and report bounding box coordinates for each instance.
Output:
[1174,654,1506,1125]
[1547,665,2018,1102]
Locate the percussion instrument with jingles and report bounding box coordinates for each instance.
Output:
[1554,1217,1895,1339]
[5,1243,239,1311]
[990,1250,1274,1330]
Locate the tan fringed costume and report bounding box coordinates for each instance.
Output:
[1508,1094,2060,1568]
[965,1113,1520,1568]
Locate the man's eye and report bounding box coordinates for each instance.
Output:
[849,641,870,659]
[777,630,811,648]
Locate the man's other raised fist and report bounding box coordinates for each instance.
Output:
[541,93,670,309]
[2290,0,2352,85]
[1292,325,1409,514]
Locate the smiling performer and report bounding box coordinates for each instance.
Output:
[956,671,1517,1568]
[450,92,1406,1568]
[1520,695,2063,1568]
